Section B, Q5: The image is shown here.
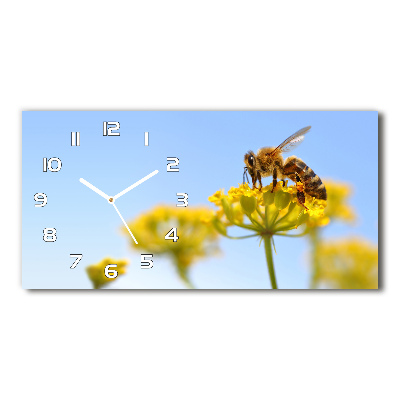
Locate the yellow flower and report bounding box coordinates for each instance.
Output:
[123,205,220,288]
[313,237,378,289]
[209,182,327,236]
[209,182,328,289]
[86,258,129,289]
[208,189,225,206]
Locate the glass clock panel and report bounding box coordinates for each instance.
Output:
[22,111,378,289]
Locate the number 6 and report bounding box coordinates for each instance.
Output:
[105,264,118,278]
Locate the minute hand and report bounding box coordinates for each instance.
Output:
[79,178,110,201]
[113,170,159,201]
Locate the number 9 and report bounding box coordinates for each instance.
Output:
[34,193,48,207]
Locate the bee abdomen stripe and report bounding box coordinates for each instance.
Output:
[299,167,327,200]
[284,156,327,200]
[296,160,307,170]
[305,178,327,200]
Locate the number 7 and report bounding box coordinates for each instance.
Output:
[70,254,83,269]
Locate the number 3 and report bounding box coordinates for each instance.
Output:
[176,193,188,207]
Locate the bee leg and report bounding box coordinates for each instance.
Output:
[257,171,263,191]
[281,179,286,187]
[251,173,257,189]
[295,174,308,210]
[271,169,277,192]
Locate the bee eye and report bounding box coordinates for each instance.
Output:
[248,155,254,167]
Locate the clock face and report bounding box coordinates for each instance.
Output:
[23,111,195,289]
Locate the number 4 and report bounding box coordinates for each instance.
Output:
[165,228,179,242]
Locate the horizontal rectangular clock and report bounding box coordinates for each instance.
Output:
[22,111,378,289]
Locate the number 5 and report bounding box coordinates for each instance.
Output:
[141,254,154,269]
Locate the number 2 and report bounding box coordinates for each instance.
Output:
[167,157,179,172]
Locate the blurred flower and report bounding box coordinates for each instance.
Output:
[86,257,129,289]
[124,205,220,288]
[308,180,358,288]
[323,180,356,224]
[209,182,328,288]
[313,237,378,289]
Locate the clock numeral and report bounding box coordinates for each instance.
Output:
[43,228,57,242]
[167,157,179,172]
[70,254,83,269]
[144,131,149,146]
[105,264,118,278]
[34,193,48,207]
[176,193,188,207]
[71,131,80,146]
[141,254,154,269]
[103,121,120,136]
[43,157,62,172]
[165,228,179,242]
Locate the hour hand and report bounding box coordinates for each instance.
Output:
[113,170,159,201]
[79,178,111,202]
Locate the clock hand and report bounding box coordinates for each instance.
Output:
[79,178,111,202]
[112,202,138,244]
[113,169,159,201]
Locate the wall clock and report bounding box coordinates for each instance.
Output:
[22,111,377,290]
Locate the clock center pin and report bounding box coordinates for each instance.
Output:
[109,198,114,203]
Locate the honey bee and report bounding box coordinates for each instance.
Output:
[243,126,327,207]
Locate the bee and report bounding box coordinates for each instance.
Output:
[243,126,327,208]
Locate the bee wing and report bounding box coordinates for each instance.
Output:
[272,126,311,154]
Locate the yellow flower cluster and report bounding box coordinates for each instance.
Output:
[209,182,328,236]
[86,257,129,289]
[124,205,220,287]
[313,237,378,289]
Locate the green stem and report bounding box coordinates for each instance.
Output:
[178,269,195,289]
[234,222,260,231]
[264,235,278,289]
[274,202,296,226]
[256,206,264,220]
[248,213,265,230]
[309,228,320,289]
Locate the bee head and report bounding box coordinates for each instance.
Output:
[244,151,256,183]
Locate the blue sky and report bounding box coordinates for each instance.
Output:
[22,111,378,289]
